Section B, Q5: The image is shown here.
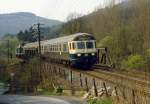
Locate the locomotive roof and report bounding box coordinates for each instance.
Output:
[24,33,94,48]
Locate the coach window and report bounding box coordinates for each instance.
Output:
[49,45,51,51]
[52,45,53,51]
[42,46,44,50]
[41,46,43,51]
[55,45,57,51]
[44,46,46,52]
[56,45,57,51]
[51,45,52,51]
[63,44,67,52]
[59,44,61,51]
[56,45,58,51]
[50,45,51,51]
[53,45,54,51]
[53,45,55,51]
[55,45,56,51]
[46,46,48,52]
[69,43,72,50]
[50,45,51,52]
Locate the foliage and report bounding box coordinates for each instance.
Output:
[87,98,113,104]
[58,0,150,70]
[121,54,145,69]
[17,27,36,42]
[0,34,19,57]
[41,90,62,96]
[97,36,113,48]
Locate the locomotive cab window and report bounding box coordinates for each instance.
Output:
[77,42,85,49]
[86,41,94,49]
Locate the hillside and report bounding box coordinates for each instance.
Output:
[60,0,150,71]
[0,12,62,36]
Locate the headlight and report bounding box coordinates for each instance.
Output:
[92,53,95,56]
[77,53,81,57]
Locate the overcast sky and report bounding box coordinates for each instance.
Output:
[0,0,107,21]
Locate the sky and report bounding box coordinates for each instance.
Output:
[0,0,106,21]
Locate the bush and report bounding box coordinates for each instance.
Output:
[87,98,113,104]
[121,54,145,69]
[97,36,113,48]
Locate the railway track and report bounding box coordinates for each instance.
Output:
[92,64,150,95]
[77,66,150,96]
[92,70,150,94]
[45,61,150,96]
[94,64,150,82]
[116,70,150,81]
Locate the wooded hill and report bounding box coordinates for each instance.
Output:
[60,0,150,71]
[0,12,62,37]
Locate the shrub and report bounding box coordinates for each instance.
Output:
[121,54,145,69]
[87,98,113,104]
[97,36,113,48]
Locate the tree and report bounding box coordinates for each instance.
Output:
[17,27,36,42]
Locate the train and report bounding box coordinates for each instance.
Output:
[16,33,98,68]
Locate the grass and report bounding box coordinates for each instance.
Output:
[40,91,64,96]
[87,98,113,104]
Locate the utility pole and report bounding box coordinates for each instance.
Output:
[33,23,44,57]
[7,40,10,64]
[32,23,44,82]
[37,23,41,57]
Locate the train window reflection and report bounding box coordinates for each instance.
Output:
[86,42,94,49]
[77,42,85,49]
[63,44,67,52]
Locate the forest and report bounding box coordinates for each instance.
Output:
[59,0,150,71]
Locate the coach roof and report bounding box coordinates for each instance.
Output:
[42,33,94,45]
[23,33,94,48]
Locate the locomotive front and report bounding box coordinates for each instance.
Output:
[16,45,25,58]
[69,34,97,68]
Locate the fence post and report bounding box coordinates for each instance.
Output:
[70,70,73,83]
[48,65,51,74]
[93,78,98,96]
[122,87,126,100]
[70,71,75,95]
[46,63,48,72]
[80,73,83,87]
[85,77,89,92]
[54,66,57,75]
[132,89,136,104]
[63,70,66,79]
[103,82,109,97]
[114,86,119,101]
[59,68,61,74]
